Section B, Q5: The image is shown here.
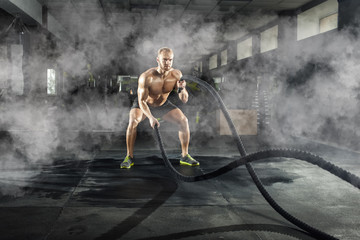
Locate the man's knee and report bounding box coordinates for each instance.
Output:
[128,118,141,129]
[179,115,188,129]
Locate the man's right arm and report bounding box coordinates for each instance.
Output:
[137,73,160,128]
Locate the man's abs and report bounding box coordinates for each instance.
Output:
[145,93,171,107]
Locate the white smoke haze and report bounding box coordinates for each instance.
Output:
[0,100,58,196]
[0,7,134,195]
[270,26,360,150]
[130,12,225,70]
[0,170,39,197]
[56,45,88,79]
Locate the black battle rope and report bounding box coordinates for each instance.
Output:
[154,75,360,240]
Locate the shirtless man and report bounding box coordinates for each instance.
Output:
[120,47,199,169]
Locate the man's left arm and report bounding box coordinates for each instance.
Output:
[176,71,188,103]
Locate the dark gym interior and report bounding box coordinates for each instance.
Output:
[0,0,359,239]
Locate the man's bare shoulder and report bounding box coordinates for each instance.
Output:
[170,68,182,79]
[138,68,157,86]
[141,67,158,78]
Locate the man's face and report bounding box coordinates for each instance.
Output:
[157,51,174,71]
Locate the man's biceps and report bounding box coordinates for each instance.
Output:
[138,90,148,100]
[138,88,146,94]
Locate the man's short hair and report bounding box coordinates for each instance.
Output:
[158,47,173,56]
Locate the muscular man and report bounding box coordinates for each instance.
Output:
[120,47,199,169]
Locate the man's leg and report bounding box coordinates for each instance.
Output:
[162,108,189,156]
[162,109,199,166]
[121,108,145,168]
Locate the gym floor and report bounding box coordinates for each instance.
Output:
[0,132,359,240]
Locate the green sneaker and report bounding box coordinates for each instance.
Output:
[180,154,199,166]
[121,155,134,169]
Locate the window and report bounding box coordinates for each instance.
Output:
[260,25,278,53]
[221,50,227,66]
[213,76,225,83]
[320,13,338,33]
[237,37,252,60]
[47,69,56,95]
[209,54,218,70]
[297,0,338,40]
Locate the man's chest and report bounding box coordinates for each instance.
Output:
[148,77,177,95]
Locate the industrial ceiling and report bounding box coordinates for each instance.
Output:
[1,0,317,70]
[38,0,314,35]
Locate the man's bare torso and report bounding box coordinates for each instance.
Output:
[143,67,181,107]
